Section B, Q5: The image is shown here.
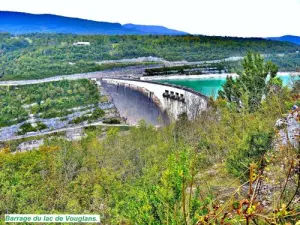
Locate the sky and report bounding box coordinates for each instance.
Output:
[1,0,300,37]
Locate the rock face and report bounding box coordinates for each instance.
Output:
[286,112,299,148]
[275,107,299,148]
[275,118,286,128]
[16,139,44,152]
[65,128,86,141]
[254,107,300,211]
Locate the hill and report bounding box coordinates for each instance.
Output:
[1,33,300,80]
[0,11,187,35]
[267,35,300,45]
[0,60,298,224]
[123,24,187,35]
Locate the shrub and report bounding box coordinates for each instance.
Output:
[70,108,105,124]
[89,108,105,122]
[17,122,47,135]
[103,118,121,124]
[226,131,273,180]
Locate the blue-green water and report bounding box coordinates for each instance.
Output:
[158,75,299,97]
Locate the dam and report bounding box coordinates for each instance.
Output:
[100,78,209,121]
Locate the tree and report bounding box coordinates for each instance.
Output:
[218,52,279,112]
[226,131,273,180]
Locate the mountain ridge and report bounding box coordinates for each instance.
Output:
[267,35,300,45]
[0,11,187,35]
[1,11,299,44]
[123,23,188,35]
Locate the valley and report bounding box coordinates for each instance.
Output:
[0,15,299,223]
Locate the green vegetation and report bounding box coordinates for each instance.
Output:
[219,52,280,112]
[0,33,299,80]
[0,53,299,224]
[70,108,105,124]
[102,118,121,124]
[266,52,300,72]
[0,79,101,127]
[17,122,47,135]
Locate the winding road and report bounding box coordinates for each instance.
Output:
[0,62,298,141]
[0,65,157,86]
[1,122,130,142]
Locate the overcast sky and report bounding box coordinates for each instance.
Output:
[1,0,299,37]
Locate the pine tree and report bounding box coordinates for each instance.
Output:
[218,52,279,112]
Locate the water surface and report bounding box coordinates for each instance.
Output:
[158,75,299,97]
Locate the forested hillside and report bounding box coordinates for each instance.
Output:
[0,53,299,224]
[267,52,300,72]
[0,77,298,224]
[0,79,100,127]
[0,33,299,80]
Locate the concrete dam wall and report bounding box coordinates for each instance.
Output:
[101,78,208,120]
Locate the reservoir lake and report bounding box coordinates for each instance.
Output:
[157,74,299,97]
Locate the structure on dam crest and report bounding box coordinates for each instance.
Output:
[101,78,209,120]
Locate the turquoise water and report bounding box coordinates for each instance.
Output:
[158,75,299,97]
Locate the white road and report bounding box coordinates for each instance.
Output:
[0,65,156,86]
[1,122,130,142]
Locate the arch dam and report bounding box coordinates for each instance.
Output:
[100,78,209,120]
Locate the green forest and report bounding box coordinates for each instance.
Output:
[267,52,300,72]
[0,79,100,127]
[0,33,300,80]
[0,53,299,224]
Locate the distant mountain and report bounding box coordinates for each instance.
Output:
[0,11,140,34]
[123,24,187,35]
[267,35,300,45]
[0,11,188,35]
